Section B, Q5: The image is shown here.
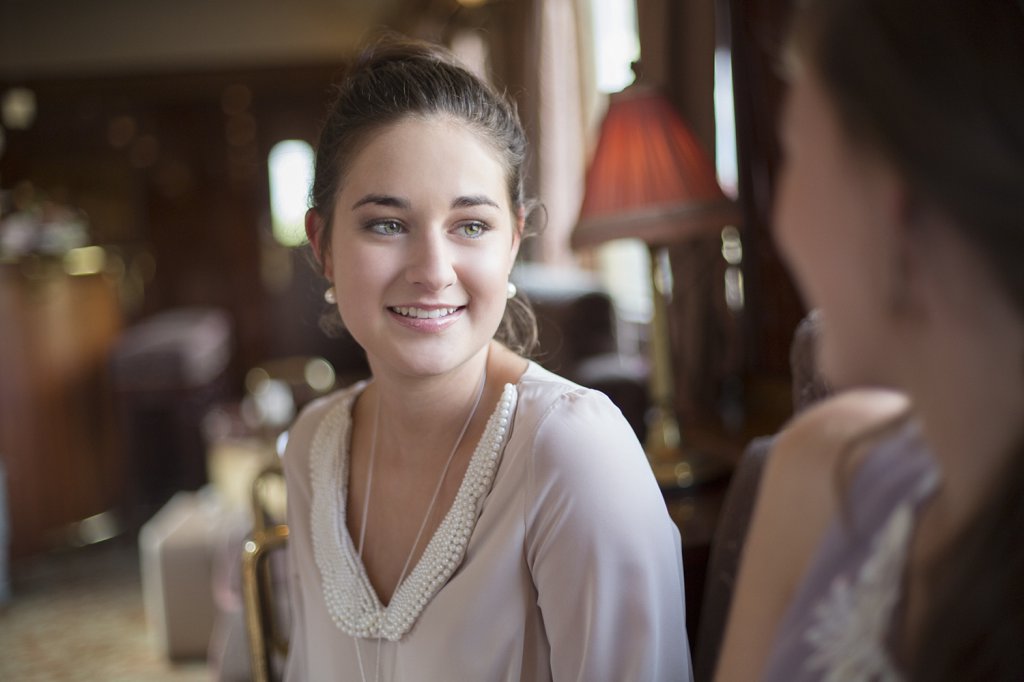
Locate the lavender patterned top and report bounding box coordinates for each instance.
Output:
[762,420,939,682]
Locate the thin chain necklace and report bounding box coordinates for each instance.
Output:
[353,362,488,682]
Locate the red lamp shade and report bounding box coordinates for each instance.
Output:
[572,85,740,249]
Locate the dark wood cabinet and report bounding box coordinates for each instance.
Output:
[0,265,122,559]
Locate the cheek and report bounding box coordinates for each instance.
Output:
[330,248,383,323]
[773,164,825,303]
[773,153,866,312]
[463,248,512,300]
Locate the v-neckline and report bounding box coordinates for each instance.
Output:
[309,380,519,641]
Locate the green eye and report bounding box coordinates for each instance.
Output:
[459,222,487,238]
[369,220,403,236]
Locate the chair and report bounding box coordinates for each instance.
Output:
[231,356,344,681]
[241,462,289,682]
[692,436,773,681]
[692,313,830,680]
[111,306,233,526]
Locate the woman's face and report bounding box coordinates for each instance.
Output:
[321,115,520,379]
[773,65,902,389]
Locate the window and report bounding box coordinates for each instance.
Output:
[714,47,739,198]
[591,0,640,93]
[267,140,314,247]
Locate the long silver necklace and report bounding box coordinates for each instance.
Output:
[353,363,488,682]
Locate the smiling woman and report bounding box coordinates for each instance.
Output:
[281,35,693,681]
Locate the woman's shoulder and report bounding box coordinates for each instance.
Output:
[775,389,934,546]
[715,389,912,680]
[516,361,587,395]
[515,362,630,441]
[754,387,913,579]
[514,362,651,490]
[515,365,671,547]
[767,387,911,494]
[516,361,628,414]
[282,380,366,472]
[292,380,364,434]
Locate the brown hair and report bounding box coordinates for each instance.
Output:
[789,1,1024,678]
[308,34,538,355]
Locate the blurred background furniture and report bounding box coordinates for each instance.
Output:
[240,462,289,682]
[690,435,772,681]
[692,312,830,680]
[0,262,122,559]
[138,488,224,661]
[111,307,233,528]
[516,263,650,439]
[171,355,331,678]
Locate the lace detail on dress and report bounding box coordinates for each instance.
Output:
[309,382,518,642]
[804,470,938,682]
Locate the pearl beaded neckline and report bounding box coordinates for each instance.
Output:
[309,381,519,642]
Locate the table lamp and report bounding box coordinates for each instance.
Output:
[571,83,741,488]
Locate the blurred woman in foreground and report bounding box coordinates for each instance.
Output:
[717,1,1024,679]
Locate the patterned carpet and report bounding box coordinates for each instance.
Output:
[0,540,210,682]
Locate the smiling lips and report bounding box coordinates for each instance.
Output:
[387,305,464,331]
[389,305,461,319]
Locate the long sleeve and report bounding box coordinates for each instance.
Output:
[524,388,693,682]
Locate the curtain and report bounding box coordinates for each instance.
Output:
[533,0,597,265]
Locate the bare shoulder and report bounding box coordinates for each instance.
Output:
[768,388,911,490]
[714,388,909,681]
[757,387,911,583]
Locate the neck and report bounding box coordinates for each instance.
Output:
[890,221,1024,541]
[904,304,1024,542]
[365,345,491,462]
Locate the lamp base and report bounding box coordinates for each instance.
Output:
[647,445,731,490]
[643,405,730,489]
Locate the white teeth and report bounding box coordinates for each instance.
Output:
[392,306,459,319]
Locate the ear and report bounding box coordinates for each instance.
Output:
[509,208,525,265]
[305,208,333,280]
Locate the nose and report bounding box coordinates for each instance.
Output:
[404,229,457,291]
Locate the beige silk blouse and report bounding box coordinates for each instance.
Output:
[282,362,692,681]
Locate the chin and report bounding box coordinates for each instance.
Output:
[376,343,489,380]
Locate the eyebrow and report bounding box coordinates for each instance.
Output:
[351,194,411,210]
[351,193,501,211]
[451,194,500,210]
